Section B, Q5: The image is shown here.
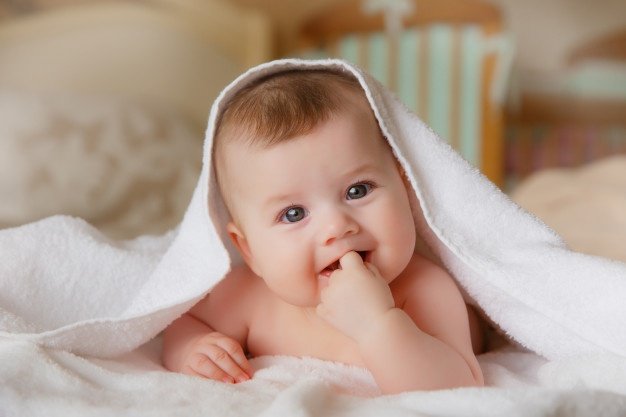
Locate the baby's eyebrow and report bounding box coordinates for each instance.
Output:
[341,162,378,179]
[262,192,296,210]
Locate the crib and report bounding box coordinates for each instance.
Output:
[293,0,513,187]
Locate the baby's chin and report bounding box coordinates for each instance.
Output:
[273,286,324,308]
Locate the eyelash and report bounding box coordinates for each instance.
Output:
[275,179,378,224]
[352,179,377,194]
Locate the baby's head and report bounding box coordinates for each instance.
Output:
[214,69,363,204]
[213,69,416,306]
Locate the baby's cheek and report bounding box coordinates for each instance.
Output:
[382,208,416,277]
[396,195,417,247]
[260,239,319,306]
[380,201,415,245]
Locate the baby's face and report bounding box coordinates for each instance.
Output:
[221,101,416,307]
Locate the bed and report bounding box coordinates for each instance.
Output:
[0,0,271,238]
[2,3,626,417]
[511,155,626,264]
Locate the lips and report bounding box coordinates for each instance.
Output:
[320,251,369,276]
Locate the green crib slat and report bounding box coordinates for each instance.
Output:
[299,24,491,173]
[459,26,482,167]
[368,32,388,87]
[428,25,453,142]
[339,34,360,65]
[398,29,419,113]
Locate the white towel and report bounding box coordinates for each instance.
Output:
[3,336,626,416]
[1,58,626,365]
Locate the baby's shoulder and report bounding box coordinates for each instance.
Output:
[390,253,460,306]
[211,264,267,304]
[192,264,266,321]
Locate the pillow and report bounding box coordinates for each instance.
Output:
[510,155,626,263]
[0,91,203,238]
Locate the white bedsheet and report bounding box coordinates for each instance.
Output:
[2,338,626,417]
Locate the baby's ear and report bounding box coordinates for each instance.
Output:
[394,159,413,191]
[226,222,255,269]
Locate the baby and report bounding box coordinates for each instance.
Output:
[162,68,485,394]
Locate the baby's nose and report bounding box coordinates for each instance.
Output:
[319,209,359,246]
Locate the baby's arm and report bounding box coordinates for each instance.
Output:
[317,252,483,393]
[360,264,483,392]
[162,266,254,383]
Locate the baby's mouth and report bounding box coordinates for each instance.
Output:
[320,251,369,276]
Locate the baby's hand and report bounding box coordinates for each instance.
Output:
[316,251,395,342]
[179,331,253,384]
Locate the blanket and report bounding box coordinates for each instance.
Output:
[2,58,626,415]
[511,155,626,264]
[3,337,626,416]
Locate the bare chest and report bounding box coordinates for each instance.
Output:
[245,300,366,368]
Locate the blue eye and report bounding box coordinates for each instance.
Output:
[346,183,372,200]
[280,206,306,223]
